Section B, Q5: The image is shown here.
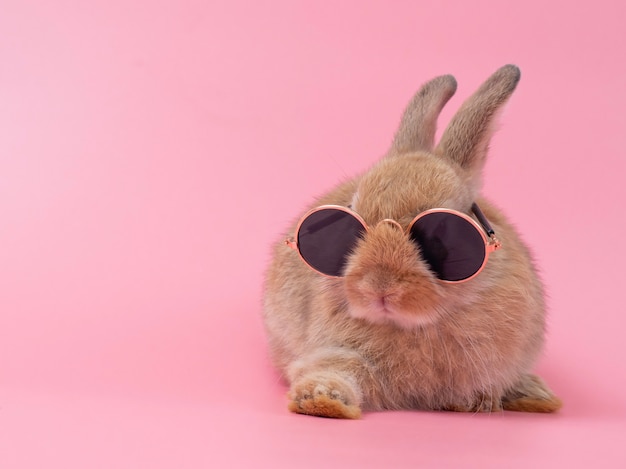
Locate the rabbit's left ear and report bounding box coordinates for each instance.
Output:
[435,65,521,187]
[388,74,457,156]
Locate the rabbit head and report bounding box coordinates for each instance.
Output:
[342,65,521,329]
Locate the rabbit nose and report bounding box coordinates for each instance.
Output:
[377,219,403,231]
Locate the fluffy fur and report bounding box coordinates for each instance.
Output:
[263,65,562,418]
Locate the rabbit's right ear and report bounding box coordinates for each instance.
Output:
[388,74,457,156]
[435,65,521,186]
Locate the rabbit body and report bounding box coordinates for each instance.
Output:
[263,65,561,418]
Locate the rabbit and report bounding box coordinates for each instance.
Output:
[262,65,562,418]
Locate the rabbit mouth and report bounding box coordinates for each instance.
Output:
[344,264,446,328]
[348,293,444,329]
[367,295,398,318]
[373,295,392,312]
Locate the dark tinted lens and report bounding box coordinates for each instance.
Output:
[409,212,486,281]
[297,208,366,276]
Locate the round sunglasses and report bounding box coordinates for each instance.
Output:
[285,203,501,282]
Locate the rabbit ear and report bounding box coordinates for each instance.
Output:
[389,74,457,155]
[435,65,521,182]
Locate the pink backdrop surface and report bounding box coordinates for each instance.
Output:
[1,1,625,467]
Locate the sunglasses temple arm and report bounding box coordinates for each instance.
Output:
[471,203,502,252]
[285,237,297,250]
[471,203,495,236]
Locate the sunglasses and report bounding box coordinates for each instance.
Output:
[285,203,501,282]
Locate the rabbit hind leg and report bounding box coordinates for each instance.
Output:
[502,374,562,413]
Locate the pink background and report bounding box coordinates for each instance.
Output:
[1,1,625,467]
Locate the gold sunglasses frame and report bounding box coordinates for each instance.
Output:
[286,203,501,283]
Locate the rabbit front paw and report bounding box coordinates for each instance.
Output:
[288,372,362,419]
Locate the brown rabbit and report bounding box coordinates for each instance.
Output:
[263,65,561,418]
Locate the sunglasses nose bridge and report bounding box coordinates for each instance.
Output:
[376,219,403,232]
